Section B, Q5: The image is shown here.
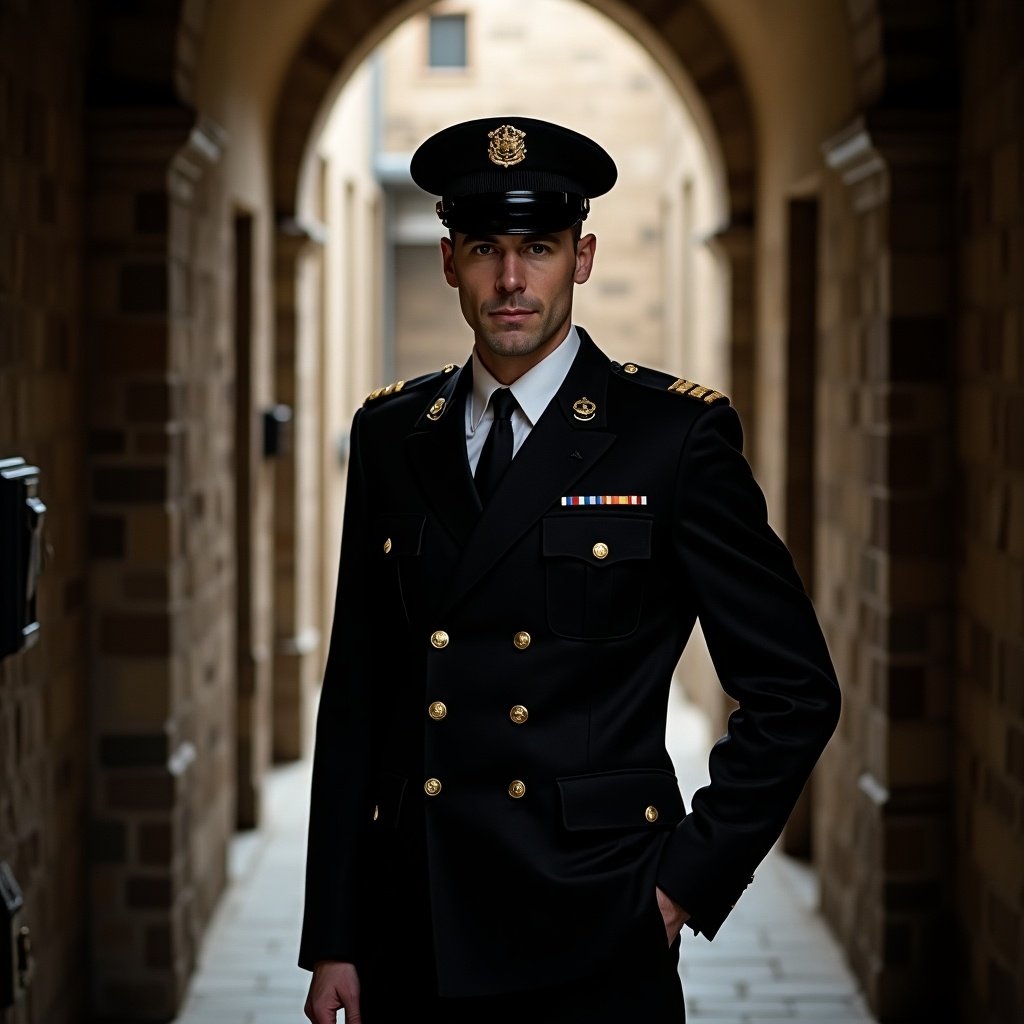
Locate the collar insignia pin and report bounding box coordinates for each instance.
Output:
[487,124,527,168]
[572,397,597,422]
[426,397,446,421]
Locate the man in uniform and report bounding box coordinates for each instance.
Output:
[301,116,841,1023]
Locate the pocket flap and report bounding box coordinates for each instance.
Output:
[542,515,652,565]
[558,768,684,830]
[376,514,425,557]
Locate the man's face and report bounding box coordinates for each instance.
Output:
[440,227,596,379]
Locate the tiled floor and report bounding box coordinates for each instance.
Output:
[172,684,877,1023]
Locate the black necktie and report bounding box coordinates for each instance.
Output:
[474,388,518,503]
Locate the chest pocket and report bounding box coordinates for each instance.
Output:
[376,514,424,622]
[542,515,652,640]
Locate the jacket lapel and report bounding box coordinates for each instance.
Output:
[406,364,481,548]
[440,332,615,610]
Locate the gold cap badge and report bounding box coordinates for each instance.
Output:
[572,396,597,422]
[488,124,527,168]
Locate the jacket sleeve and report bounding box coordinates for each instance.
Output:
[655,403,841,939]
[298,408,372,970]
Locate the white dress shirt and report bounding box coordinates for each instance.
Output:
[465,326,581,475]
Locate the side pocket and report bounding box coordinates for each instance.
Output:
[369,771,408,829]
[557,768,685,831]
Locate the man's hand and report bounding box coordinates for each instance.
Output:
[304,960,361,1024]
[656,886,690,947]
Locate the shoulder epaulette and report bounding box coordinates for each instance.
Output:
[612,361,729,406]
[364,362,458,405]
[665,377,729,406]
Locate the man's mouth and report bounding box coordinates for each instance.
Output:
[489,307,537,321]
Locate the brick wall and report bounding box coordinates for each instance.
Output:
[85,108,235,1016]
[0,2,88,1022]
[955,0,1024,1019]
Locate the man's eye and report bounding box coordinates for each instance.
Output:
[473,245,494,255]
[528,244,550,255]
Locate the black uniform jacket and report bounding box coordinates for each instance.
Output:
[299,330,841,998]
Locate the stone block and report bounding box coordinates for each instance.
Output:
[135,191,169,235]
[98,979,175,1019]
[127,505,180,561]
[91,818,128,863]
[123,569,170,602]
[120,262,168,314]
[94,464,168,504]
[991,142,1020,224]
[883,820,931,875]
[89,428,126,454]
[99,612,172,657]
[105,772,176,812]
[887,722,952,786]
[145,923,173,967]
[138,821,173,864]
[89,514,126,558]
[99,732,169,767]
[125,874,173,909]
[134,427,173,456]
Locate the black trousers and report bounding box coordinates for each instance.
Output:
[360,937,686,1024]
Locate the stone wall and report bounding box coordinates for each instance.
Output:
[955,0,1024,1020]
[84,105,235,1017]
[0,2,88,1022]
[816,105,958,1018]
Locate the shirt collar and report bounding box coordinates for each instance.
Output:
[470,325,581,431]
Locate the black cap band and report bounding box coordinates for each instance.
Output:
[437,191,590,234]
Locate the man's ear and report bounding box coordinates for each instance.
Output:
[440,236,459,288]
[574,233,597,285]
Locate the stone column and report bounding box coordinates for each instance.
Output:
[708,221,756,448]
[272,222,326,761]
[817,109,956,1019]
[85,108,234,1018]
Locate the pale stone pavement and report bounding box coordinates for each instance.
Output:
[172,683,877,1023]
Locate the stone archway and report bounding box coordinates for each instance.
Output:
[77,0,968,1019]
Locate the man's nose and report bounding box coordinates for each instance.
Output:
[497,252,525,293]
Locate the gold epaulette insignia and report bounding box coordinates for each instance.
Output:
[668,379,728,405]
[365,379,405,403]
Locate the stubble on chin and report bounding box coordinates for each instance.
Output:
[478,328,545,359]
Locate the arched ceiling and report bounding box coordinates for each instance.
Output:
[192,0,855,226]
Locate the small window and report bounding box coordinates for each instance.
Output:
[428,14,467,69]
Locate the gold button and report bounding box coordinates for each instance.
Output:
[383,537,392,554]
[424,778,442,796]
[509,705,529,725]
[624,363,639,374]
[513,631,531,650]
[430,630,449,649]
[429,701,447,721]
[508,780,526,799]
[592,542,609,560]
[645,805,659,823]
[372,805,379,821]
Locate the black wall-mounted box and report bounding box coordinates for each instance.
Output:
[0,458,46,661]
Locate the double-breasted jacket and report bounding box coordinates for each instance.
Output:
[299,330,840,997]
